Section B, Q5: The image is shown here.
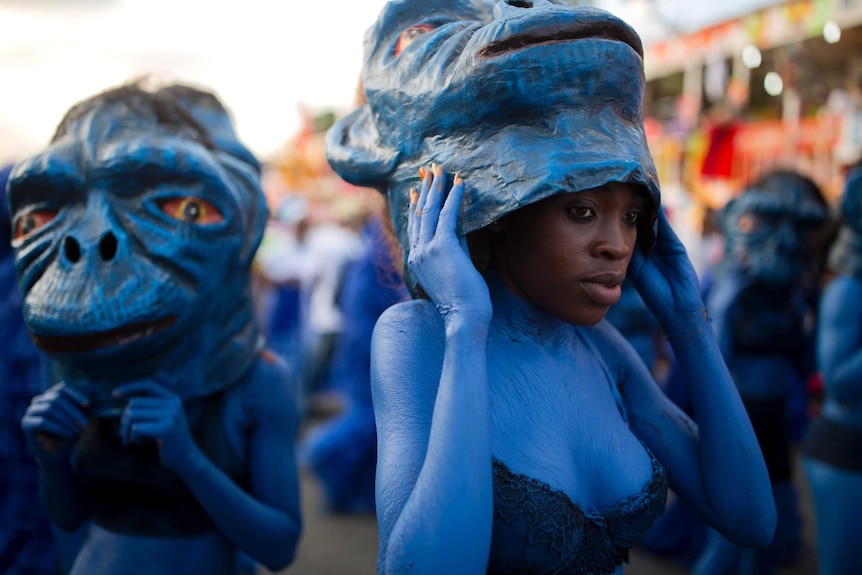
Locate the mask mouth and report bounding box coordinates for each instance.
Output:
[31,316,177,353]
[478,21,644,60]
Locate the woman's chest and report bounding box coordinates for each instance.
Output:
[485,338,655,508]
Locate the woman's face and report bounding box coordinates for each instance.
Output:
[491,182,647,327]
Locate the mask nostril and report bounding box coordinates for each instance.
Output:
[64,236,81,263]
[507,0,533,7]
[99,231,118,261]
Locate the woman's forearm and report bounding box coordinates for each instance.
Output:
[669,316,776,546]
[175,454,301,571]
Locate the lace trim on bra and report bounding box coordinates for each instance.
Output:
[490,451,667,575]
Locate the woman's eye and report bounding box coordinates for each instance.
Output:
[161,197,223,224]
[624,211,642,225]
[569,206,595,220]
[394,24,436,56]
[14,210,57,241]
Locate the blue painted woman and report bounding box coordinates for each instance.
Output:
[325,1,776,573]
[690,170,828,575]
[803,165,862,575]
[11,82,301,575]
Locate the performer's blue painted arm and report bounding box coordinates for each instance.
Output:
[817,276,862,404]
[114,357,301,571]
[20,383,91,531]
[624,210,776,547]
[372,168,494,575]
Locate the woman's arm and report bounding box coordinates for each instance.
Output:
[625,210,776,547]
[373,302,493,575]
[114,358,302,572]
[374,167,494,575]
[817,276,862,404]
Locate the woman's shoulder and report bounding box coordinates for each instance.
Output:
[227,351,299,421]
[373,299,445,353]
[372,299,445,413]
[824,274,862,298]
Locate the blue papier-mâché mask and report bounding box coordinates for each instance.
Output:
[6,83,268,411]
[325,0,660,287]
[718,170,828,286]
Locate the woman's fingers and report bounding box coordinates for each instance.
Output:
[413,165,434,243]
[419,164,446,243]
[439,173,465,237]
[48,393,89,430]
[409,164,466,252]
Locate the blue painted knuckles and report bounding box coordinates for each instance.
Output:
[326,0,660,292]
[717,171,828,286]
[8,84,268,412]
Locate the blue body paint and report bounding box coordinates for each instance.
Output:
[692,170,828,575]
[0,164,59,575]
[802,166,862,575]
[325,2,776,573]
[11,84,301,574]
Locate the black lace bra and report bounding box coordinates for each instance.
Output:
[487,451,667,575]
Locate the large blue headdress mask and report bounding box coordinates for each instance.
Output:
[718,170,827,285]
[6,83,268,409]
[326,0,660,280]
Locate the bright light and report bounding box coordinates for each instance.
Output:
[823,21,842,44]
[742,45,762,69]
[764,72,784,96]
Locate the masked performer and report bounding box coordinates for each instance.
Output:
[325,1,776,574]
[691,170,828,575]
[803,165,862,575]
[12,82,301,575]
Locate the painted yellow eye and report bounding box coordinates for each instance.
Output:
[395,24,435,56]
[737,213,761,234]
[161,197,223,224]
[14,210,57,240]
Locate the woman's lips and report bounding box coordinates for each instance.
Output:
[579,272,625,306]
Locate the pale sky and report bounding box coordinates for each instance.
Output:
[0,0,779,164]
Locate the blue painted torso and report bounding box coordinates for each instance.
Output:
[67,355,292,575]
[379,270,667,575]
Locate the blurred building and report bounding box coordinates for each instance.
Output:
[641,0,862,207]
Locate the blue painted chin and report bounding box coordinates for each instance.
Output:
[326,0,660,293]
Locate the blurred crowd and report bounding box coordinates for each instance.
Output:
[3,30,862,575]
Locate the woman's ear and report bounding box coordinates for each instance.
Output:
[325,105,400,191]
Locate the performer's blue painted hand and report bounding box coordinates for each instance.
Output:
[21,382,90,465]
[629,209,704,328]
[407,165,492,326]
[115,381,202,474]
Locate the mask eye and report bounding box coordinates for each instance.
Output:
[737,213,762,234]
[14,210,57,241]
[161,197,223,224]
[395,24,436,56]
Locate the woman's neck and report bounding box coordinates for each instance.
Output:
[485,266,571,345]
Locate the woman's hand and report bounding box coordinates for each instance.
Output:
[114,380,203,474]
[408,165,492,326]
[21,383,90,466]
[628,209,705,330]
